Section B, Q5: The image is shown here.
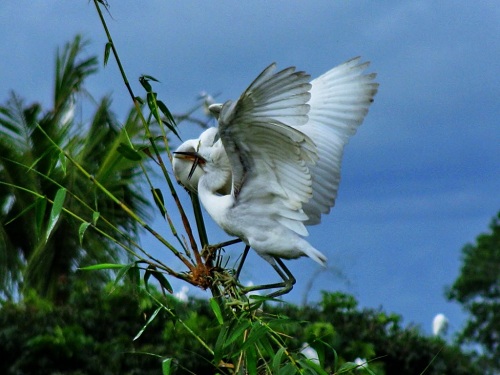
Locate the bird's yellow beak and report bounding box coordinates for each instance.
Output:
[173,151,206,180]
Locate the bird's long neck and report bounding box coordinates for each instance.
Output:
[198,175,234,233]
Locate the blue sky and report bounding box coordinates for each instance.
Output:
[1,1,498,337]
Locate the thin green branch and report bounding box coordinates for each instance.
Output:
[93,0,204,268]
[36,124,195,271]
[139,162,188,254]
[146,290,215,356]
[92,0,144,123]
[0,179,193,284]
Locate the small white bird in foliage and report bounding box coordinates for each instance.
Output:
[432,313,449,336]
[300,343,320,365]
[174,285,189,302]
[354,357,368,369]
[173,58,378,294]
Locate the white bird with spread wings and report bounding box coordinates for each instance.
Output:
[173,57,378,295]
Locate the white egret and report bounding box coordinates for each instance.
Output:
[173,57,378,296]
[432,313,449,336]
[174,285,189,302]
[300,343,320,365]
[354,358,368,369]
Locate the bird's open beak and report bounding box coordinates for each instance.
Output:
[173,151,206,180]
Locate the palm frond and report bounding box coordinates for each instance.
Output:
[0,35,149,302]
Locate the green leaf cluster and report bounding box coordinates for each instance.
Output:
[0,286,483,375]
[447,211,500,372]
[0,35,149,301]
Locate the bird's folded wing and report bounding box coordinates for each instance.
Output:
[218,64,317,236]
[299,57,379,225]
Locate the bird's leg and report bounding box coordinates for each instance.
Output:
[202,238,243,260]
[267,257,296,298]
[273,257,296,283]
[241,256,296,298]
[212,238,243,249]
[235,245,251,281]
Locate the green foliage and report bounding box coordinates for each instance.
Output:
[0,283,170,375]
[0,287,482,375]
[0,35,149,302]
[447,211,500,372]
[271,292,481,375]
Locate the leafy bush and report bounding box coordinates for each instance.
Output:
[0,284,482,375]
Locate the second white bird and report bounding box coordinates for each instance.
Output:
[173,57,378,268]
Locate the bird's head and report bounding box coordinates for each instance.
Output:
[173,128,231,195]
[173,147,231,195]
[172,141,206,193]
[172,128,220,192]
[208,103,223,119]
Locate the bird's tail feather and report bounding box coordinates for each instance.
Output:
[303,244,327,267]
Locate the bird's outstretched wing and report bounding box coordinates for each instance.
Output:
[218,64,317,236]
[300,57,379,224]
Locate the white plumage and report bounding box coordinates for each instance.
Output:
[432,313,449,336]
[173,57,378,268]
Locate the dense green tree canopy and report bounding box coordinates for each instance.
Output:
[0,286,483,375]
[447,211,500,371]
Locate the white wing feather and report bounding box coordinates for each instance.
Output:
[217,64,317,237]
[300,57,379,224]
[173,58,378,232]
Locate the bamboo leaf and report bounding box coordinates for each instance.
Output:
[144,264,173,294]
[256,335,274,358]
[157,100,176,125]
[45,188,66,242]
[278,363,296,375]
[153,270,173,294]
[92,211,100,225]
[162,119,181,141]
[113,263,135,287]
[134,306,161,341]
[240,323,268,351]
[144,265,153,291]
[214,322,232,364]
[272,347,286,373]
[209,298,224,325]
[139,75,153,92]
[117,142,141,161]
[162,358,173,375]
[129,263,141,290]
[151,188,166,218]
[58,151,67,175]
[147,92,162,125]
[337,361,358,372]
[79,263,126,271]
[104,42,112,67]
[224,320,251,349]
[245,344,257,375]
[157,100,180,140]
[34,197,47,242]
[4,200,37,225]
[78,222,90,245]
[298,358,328,375]
[142,74,160,83]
